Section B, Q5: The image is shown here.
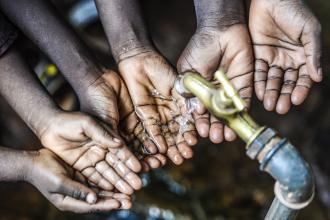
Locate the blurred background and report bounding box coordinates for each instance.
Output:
[0,0,329,219]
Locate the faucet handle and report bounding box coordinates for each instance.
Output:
[214,69,246,112]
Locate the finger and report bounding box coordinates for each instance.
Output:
[276,69,298,114]
[134,123,158,154]
[105,153,142,190]
[143,155,161,169]
[254,59,269,100]
[161,123,177,151]
[95,161,134,195]
[224,126,237,142]
[141,154,166,170]
[81,167,114,191]
[100,192,132,209]
[141,161,151,172]
[164,102,197,146]
[209,115,224,144]
[58,177,97,204]
[143,116,168,154]
[183,130,198,146]
[153,154,167,166]
[302,21,322,82]
[193,111,210,138]
[57,195,120,213]
[82,117,122,148]
[167,146,184,165]
[177,140,194,159]
[292,65,313,106]
[264,67,283,111]
[168,121,193,160]
[109,147,142,173]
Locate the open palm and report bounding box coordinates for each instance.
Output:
[249,0,322,114]
[80,69,167,171]
[39,112,142,195]
[119,51,197,165]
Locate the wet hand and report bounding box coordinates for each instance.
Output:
[178,24,254,143]
[118,51,198,165]
[27,149,131,213]
[79,69,167,171]
[37,111,142,195]
[249,0,322,114]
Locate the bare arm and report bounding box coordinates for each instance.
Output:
[0,46,60,136]
[0,0,102,96]
[193,0,246,30]
[0,146,31,182]
[94,0,154,62]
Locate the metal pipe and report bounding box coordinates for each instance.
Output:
[176,70,315,220]
[265,198,298,220]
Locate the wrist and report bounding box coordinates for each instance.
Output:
[111,38,155,63]
[34,108,63,139]
[26,98,62,138]
[16,150,37,183]
[195,0,246,31]
[70,63,104,96]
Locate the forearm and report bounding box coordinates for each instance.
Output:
[194,0,246,30]
[0,47,60,136]
[0,147,34,182]
[0,0,102,96]
[94,0,154,62]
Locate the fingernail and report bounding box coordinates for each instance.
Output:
[113,138,122,143]
[318,68,323,76]
[86,193,97,204]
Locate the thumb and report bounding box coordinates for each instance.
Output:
[58,177,97,204]
[82,117,123,148]
[302,20,322,82]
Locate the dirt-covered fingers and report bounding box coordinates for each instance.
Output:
[135,106,168,153]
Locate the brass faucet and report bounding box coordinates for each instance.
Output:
[177,69,264,146]
[176,70,314,220]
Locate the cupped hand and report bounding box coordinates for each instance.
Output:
[79,69,167,171]
[118,51,198,165]
[249,0,322,114]
[38,111,142,195]
[178,24,254,143]
[27,149,131,213]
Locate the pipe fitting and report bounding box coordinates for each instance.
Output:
[249,129,315,211]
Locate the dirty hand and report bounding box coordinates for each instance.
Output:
[79,69,167,171]
[118,51,198,165]
[178,0,253,144]
[249,0,322,114]
[27,149,131,213]
[37,111,142,195]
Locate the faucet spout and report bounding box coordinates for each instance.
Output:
[178,70,263,144]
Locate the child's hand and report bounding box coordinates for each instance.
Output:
[38,111,142,195]
[27,149,131,213]
[78,69,168,171]
[249,0,322,114]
